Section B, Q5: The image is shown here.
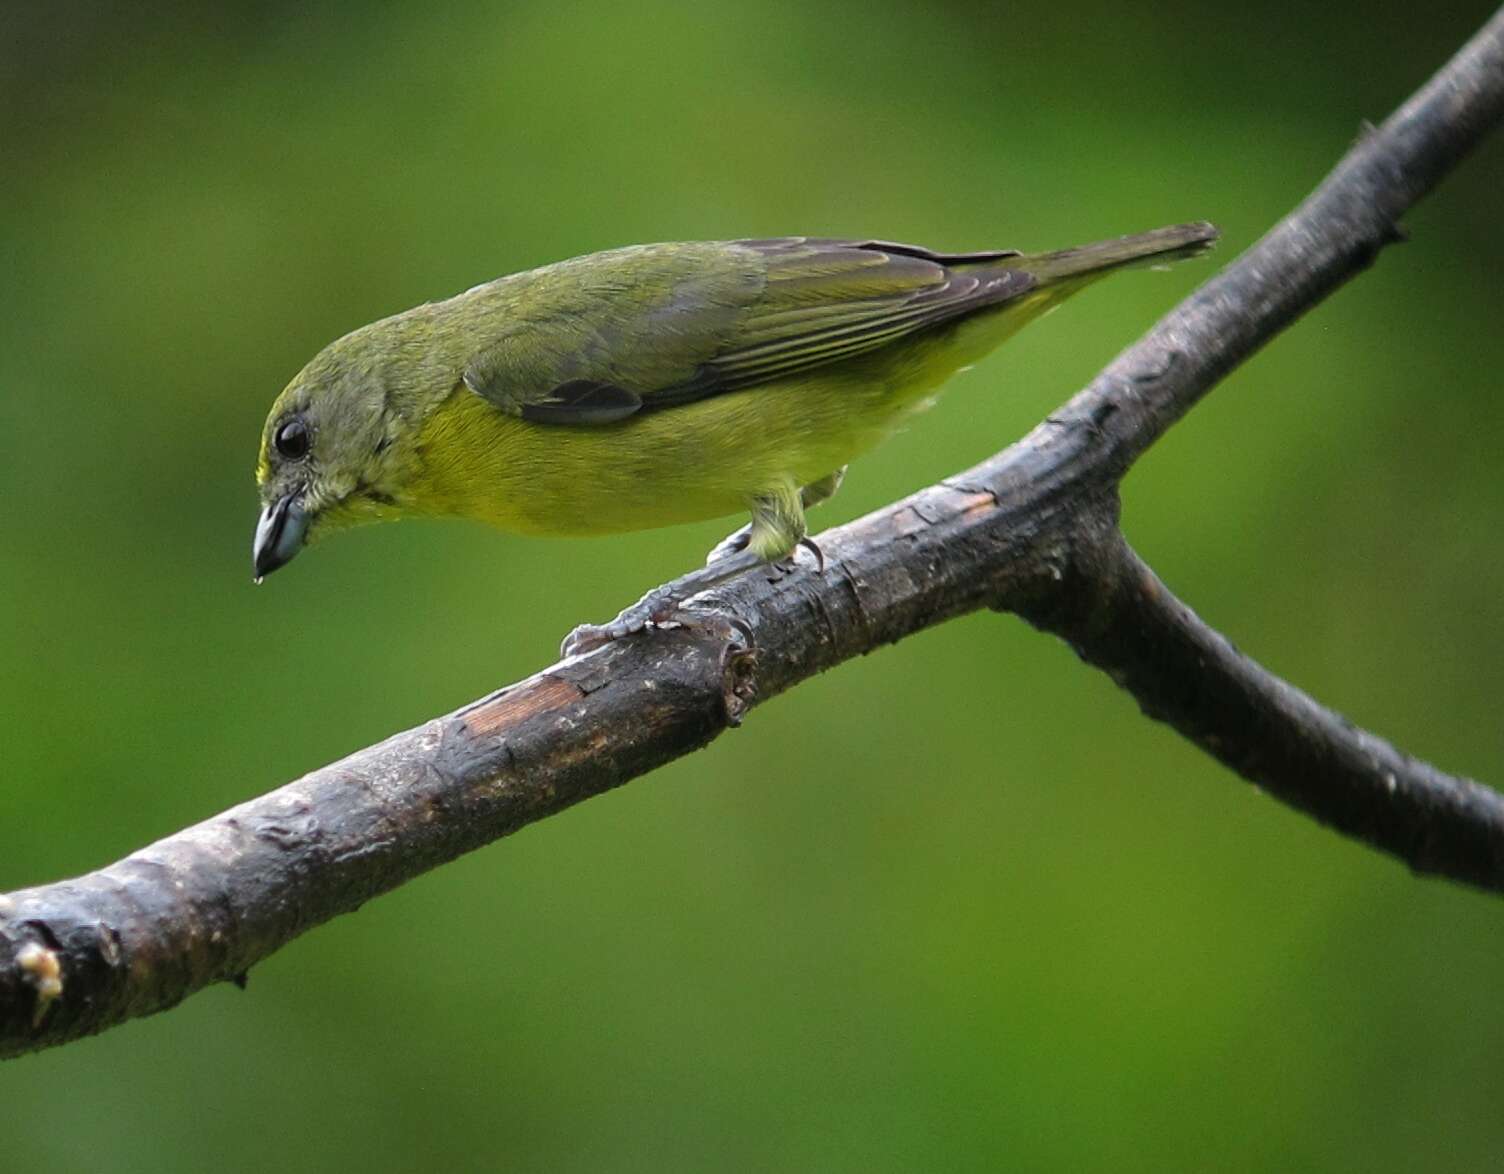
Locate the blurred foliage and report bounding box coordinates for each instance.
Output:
[3,1,1503,1169]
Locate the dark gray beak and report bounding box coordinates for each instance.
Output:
[253,493,309,582]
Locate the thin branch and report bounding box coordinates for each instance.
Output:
[1020,532,1504,887]
[3,7,1503,1061]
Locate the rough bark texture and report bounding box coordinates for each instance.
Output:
[3,8,1503,1061]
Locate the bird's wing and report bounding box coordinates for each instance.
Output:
[463,238,1035,426]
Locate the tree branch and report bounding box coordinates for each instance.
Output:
[4,7,1503,1061]
[1021,532,1504,887]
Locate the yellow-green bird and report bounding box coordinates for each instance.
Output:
[253,224,1217,651]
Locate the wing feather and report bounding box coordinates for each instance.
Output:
[659,242,1033,401]
[463,237,1033,425]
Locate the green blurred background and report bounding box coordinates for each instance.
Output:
[4,1,1502,1169]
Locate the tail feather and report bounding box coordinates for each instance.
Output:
[1013,221,1220,284]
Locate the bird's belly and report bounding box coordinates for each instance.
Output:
[413,386,886,535]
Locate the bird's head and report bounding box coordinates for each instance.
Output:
[253,327,417,580]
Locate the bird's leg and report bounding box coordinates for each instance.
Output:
[738,482,810,581]
[562,481,827,658]
[787,466,844,573]
[559,550,764,657]
[705,468,845,570]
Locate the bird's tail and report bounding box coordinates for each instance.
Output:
[1012,221,1220,285]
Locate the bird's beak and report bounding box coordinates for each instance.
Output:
[253,492,310,582]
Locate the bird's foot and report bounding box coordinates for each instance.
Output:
[561,538,825,660]
[560,598,754,660]
[708,527,825,578]
[560,556,761,659]
[796,536,826,573]
[707,530,824,572]
[763,537,826,580]
[561,589,669,657]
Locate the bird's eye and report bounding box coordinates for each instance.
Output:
[274,418,310,461]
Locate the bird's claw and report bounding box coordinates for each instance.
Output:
[560,591,754,660]
[559,588,679,658]
[762,537,825,582]
[709,530,825,575]
[560,620,631,659]
[563,536,823,658]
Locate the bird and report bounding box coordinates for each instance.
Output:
[253,223,1218,653]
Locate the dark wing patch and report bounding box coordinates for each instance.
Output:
[514,379,642,425]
